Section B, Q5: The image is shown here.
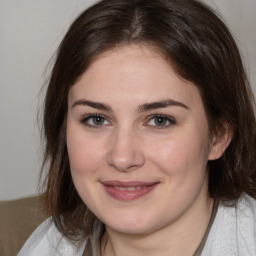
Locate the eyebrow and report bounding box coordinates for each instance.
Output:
[138,99,189,112]
[71,100,112,111]
[71,99,189,112]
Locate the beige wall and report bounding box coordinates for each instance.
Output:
[0,0,255,200]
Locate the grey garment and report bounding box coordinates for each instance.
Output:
[83,201,219,256]
[18,218,86,256]
[193,200,219,256]
[201,194,256,255]
[18,194,256,256]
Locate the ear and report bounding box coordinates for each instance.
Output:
[208,124,233,160]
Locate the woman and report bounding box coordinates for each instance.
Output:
[19,0,256,255]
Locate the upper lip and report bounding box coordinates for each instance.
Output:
[100,180,159,187]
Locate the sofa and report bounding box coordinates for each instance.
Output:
[0,195,47,256]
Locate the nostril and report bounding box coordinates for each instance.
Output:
[107,148,145,172]
[107,130,145,171]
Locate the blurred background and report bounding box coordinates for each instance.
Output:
[0,0,255,200]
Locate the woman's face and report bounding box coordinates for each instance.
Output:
[67,45,219,235]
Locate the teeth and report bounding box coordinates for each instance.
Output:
[114,186,145,191]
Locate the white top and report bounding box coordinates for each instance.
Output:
[18,194,256,256]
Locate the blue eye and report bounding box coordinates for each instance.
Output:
[147,115,176,128]
[81,114,110,128]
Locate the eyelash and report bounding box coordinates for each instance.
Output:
[146,114,176,129]
[80,114,176,129]
[81,114,111,128]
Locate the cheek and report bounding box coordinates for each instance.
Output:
[66,128,104,177]
[66,128,105,205]
[149,130,210,177]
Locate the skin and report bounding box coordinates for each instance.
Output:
[66,44,231,256]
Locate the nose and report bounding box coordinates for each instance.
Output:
[107,127,145,172]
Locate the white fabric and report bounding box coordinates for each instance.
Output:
[18,194,256,256]
[201,194,256,255]
[17,218,86,256]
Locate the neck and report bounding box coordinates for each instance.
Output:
[101,192,214,256]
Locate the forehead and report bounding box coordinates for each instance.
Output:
[68,44,202,110]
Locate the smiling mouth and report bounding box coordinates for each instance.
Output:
[100,181,159,201]
[113,186,149,191]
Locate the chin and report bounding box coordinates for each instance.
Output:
[102,212,161,235]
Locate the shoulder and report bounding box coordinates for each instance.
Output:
[238,193,256,214]
[18,217,85,256]
[202,194,256,256]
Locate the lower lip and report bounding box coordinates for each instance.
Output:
[101,183,159,201]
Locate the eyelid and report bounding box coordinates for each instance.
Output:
[81,113,111,128]
[80,113,176,129]
[145,114,176,129]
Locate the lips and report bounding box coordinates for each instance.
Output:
[100,180,159,201]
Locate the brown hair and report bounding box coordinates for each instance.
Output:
[41,0,256,247]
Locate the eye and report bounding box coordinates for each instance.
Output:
[146,115,176,128]
[81,114,110,128]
